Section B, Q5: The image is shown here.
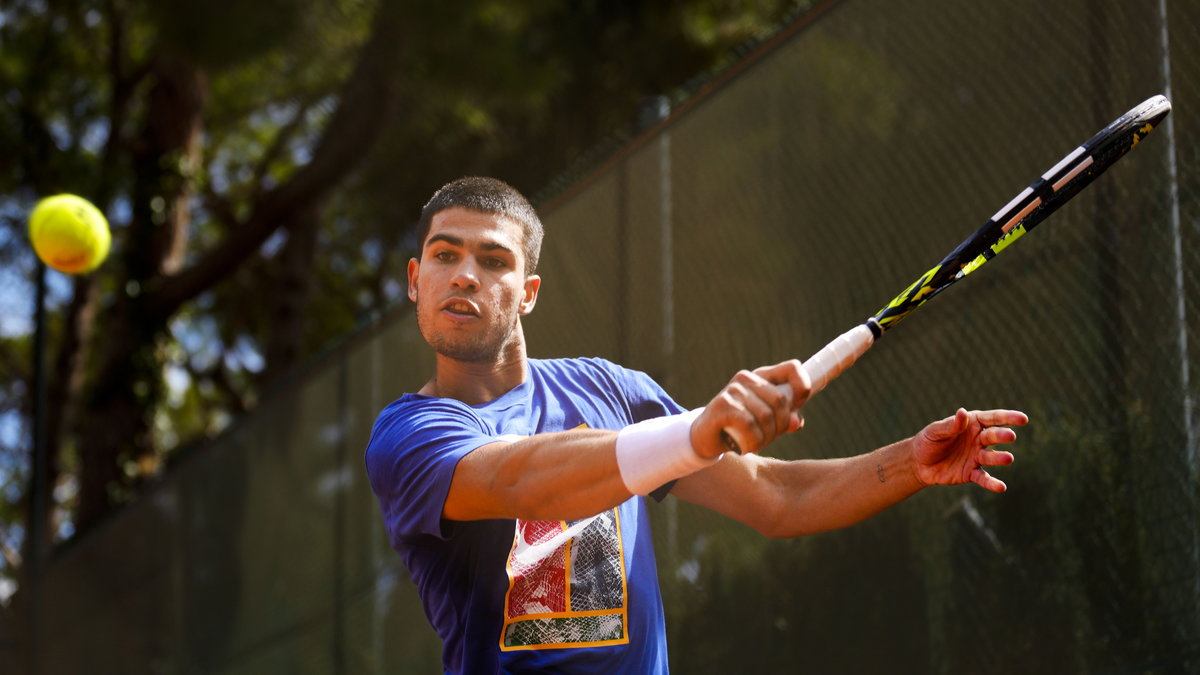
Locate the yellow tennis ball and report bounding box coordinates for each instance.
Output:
[28,194,111,274]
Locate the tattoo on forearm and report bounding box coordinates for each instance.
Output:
[876,463,886,483]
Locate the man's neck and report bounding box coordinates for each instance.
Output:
[422,341,529,406]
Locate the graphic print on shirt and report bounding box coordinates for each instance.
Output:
[499,507,629,651]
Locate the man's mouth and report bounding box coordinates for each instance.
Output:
[440,298,480,318]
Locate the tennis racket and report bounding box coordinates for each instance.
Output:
[721,94,1172,454]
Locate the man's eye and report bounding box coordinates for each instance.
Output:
[483,257,507,269]
[434,251,455,262]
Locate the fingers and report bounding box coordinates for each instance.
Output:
[912,407,1028,492]
[719,371,789,449]
[698,361,809,456]
[970,418,1021,493]
[693,383,769,458]
[973,409,1030,428]
[977,425,1018,448]
[753,359,812,409]
[977,448,1015,466]
[973,468,1008,493]
[737,370,794,438]
[926,408,1026,445]
[972,435,1016,493]
[922,408,970,443]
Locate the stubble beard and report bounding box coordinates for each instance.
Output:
[416,298,521,364]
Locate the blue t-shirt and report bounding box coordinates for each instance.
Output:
[365,357,685,674]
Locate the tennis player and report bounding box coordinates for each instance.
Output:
[365,176,1027,673]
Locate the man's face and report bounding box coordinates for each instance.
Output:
[408,207,540,363]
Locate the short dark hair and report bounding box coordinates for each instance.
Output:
[416,177,544,276]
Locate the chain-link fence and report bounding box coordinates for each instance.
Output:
[15,0,1200,671]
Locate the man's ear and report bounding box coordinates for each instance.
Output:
[518,275,541,315]
[407,258,420,303]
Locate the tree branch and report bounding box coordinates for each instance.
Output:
[250,93,320,197]
[145,1,406,317]
[97,0,151,206]
[200,181,238,233]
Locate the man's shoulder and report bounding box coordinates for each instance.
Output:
[368,394,485,449]
[529,356,635,381]
[528,358,674,419]
[378,392,477,420]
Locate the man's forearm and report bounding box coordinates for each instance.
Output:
[673,438,927,538]
[759,439,927,537]
[443,428,632,522]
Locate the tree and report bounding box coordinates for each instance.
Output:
[0,0,805,593]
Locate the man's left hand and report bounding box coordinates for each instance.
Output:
[911,408,1029,493]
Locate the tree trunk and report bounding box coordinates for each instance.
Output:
[39,275,101,537]
[262,204,322,387]
[72,0,406,530]
[76,50,207,530]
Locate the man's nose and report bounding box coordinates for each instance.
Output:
[450,260,480,290]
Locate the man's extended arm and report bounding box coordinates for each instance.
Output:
[442,360,811,523]
[442,359,1026,533]
[670,408,1028,537]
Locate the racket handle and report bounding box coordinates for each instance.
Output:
[802,322,876,395]
[718,322,876,454]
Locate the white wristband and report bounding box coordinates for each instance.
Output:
[615,409,721,495]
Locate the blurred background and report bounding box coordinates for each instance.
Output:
[1,0,1197,672]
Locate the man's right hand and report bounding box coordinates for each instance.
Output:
[690,359,812,458]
